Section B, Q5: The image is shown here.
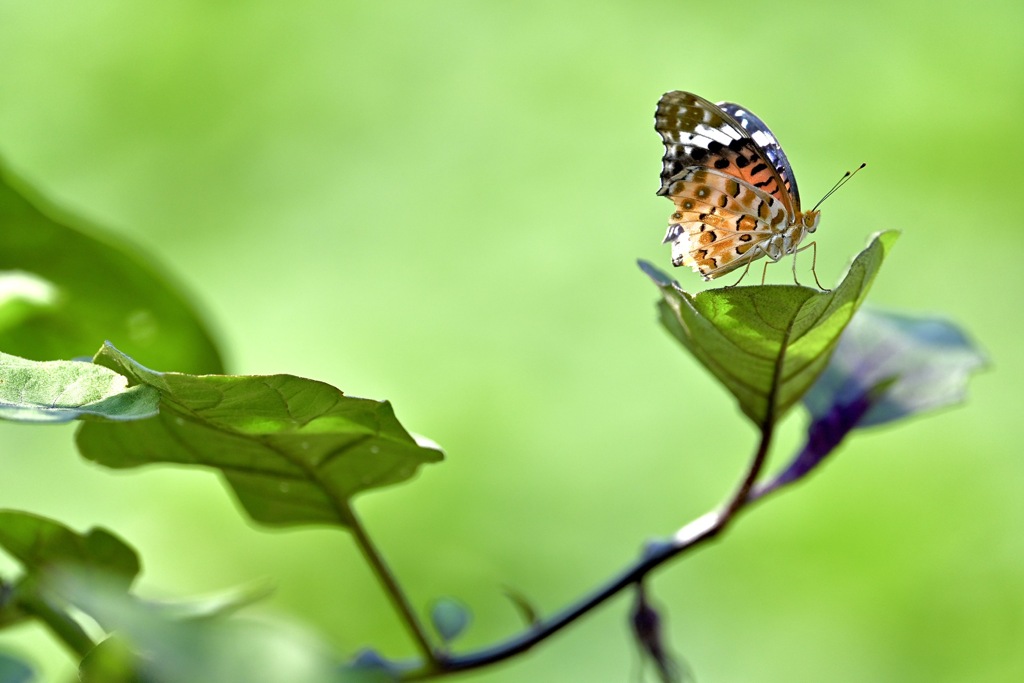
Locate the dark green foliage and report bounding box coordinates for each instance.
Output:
[0,160,222,375]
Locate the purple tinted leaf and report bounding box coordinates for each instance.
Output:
[754,309,984,498]
[804,309,985,427]
[751,380,884,500]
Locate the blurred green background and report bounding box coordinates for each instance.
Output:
[0,1,1020,681]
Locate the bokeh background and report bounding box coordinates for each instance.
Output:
[0,1,1020,681]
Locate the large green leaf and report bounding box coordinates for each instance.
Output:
[641,231,897,427]
[0,158,223,374]
[75,344,444,529]
[0,351,159,423]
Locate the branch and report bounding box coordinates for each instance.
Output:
[347,504,439,667]
[401,421,775,679]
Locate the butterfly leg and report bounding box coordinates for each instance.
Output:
[791,241,831,292]
[727,242,773,288]
[725,259,754,288]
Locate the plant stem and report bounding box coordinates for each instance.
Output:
[19,590,95,659]
[402,423,776,679]
[346,503,438,667]
[720,416,775,525]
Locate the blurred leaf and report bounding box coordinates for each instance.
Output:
[76,343,444,529]
[0,158,223,374]
[0,512,139,658]
[501,586,541,627]
[0,652,35,683]
[754,309,986,498]
[145,580,275,621]
[64,579,340,683]
[0,351,159,423]
[79,637,145,683]
[0,511,139,590]
[429,597,470,645]
[641,231,897,427]
[0,578,29,629]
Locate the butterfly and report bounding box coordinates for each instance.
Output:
[655,91,848,288]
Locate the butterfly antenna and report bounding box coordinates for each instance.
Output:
[811,162,866,212]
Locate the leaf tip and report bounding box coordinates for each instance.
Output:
[638,260,676,287]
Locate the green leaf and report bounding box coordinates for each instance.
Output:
[76,343,444,529]
[0,651,35,683]
[0,512,139,658]
[0,158,223,375]
[640,231,897,427]
[429,597,471,645]
[78,637,144,683]
[0,511,140,591]
[0,351,159,423]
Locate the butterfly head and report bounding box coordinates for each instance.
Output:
[799,210,821,233]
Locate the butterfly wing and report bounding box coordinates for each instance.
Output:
[662,167,787,280]
[716,101,801,212]
[654,91,798,216]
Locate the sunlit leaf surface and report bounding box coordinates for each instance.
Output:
[641,231,898,427]
[76,344,444,529]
